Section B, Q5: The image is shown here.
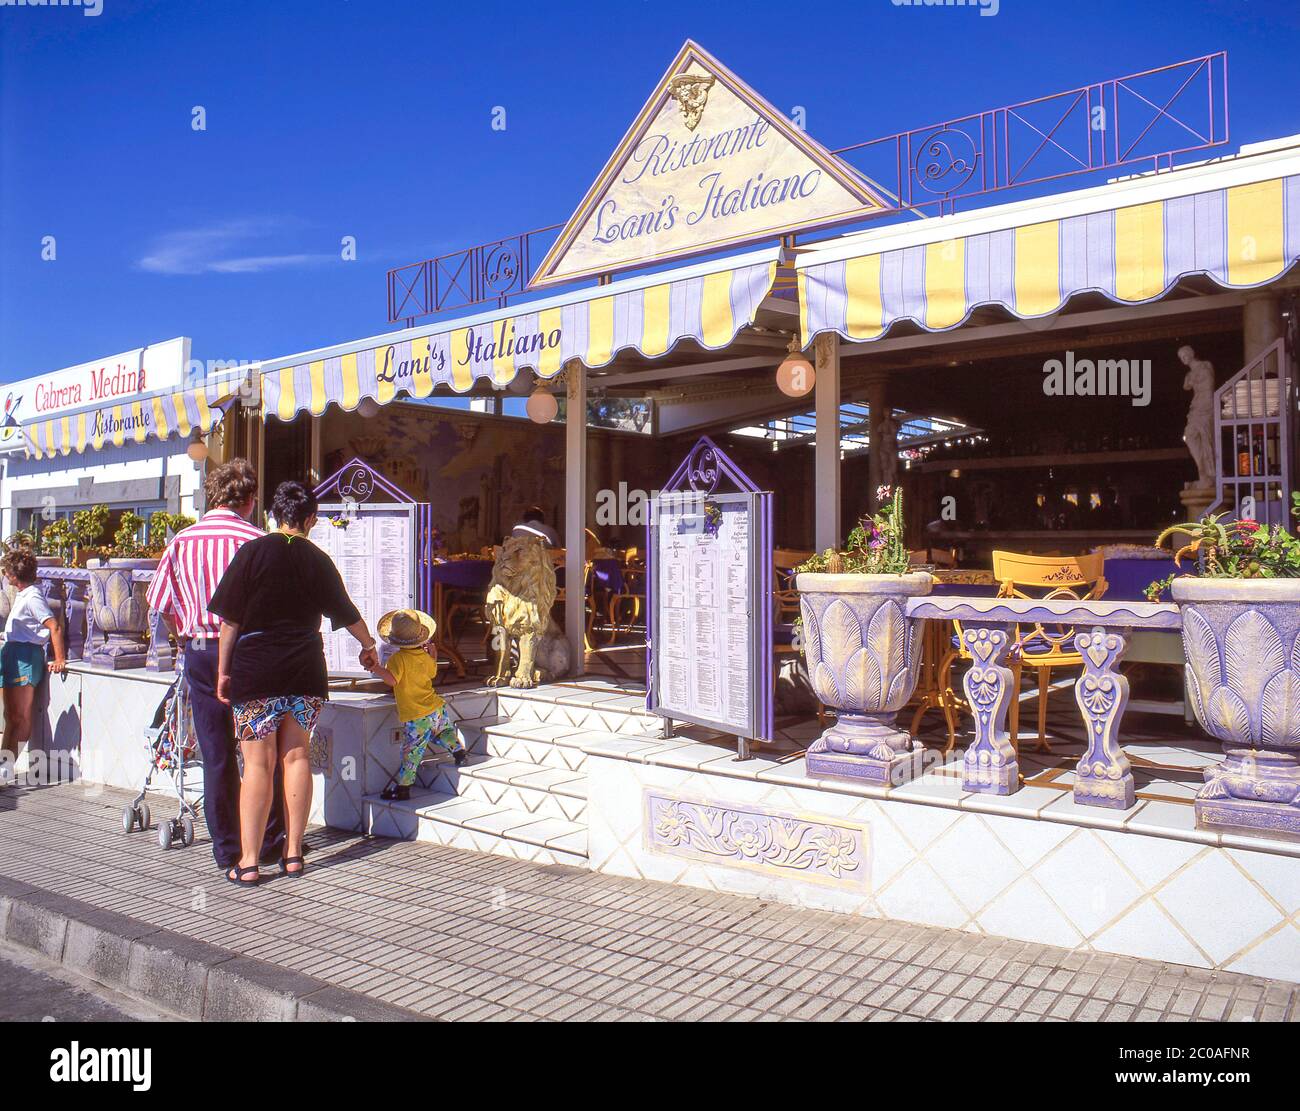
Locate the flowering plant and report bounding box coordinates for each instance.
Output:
[797,486,910,576]
[1146,492,1300,601]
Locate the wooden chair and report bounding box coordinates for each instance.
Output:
[942,552,1107,754]
[551,548,598,651]
[606,564,646,640]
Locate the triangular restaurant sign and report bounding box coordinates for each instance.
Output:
[529,40,891,289]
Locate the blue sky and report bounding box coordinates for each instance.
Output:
[2,0,1298,382]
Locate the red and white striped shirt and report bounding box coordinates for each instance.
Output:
[146,508,264,639]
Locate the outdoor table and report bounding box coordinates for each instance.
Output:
[905,595,1181,809]
[428,558,494,677]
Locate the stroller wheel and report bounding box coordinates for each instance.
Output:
[121,806,136,833]
[180,815,195,847]
[158,820,173,851]
[138,803,151,831]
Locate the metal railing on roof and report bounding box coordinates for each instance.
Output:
[386,52,1228,327]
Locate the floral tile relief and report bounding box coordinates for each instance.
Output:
[643,789,869,890]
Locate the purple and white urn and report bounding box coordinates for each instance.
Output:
[1173,577,1300,841]
[796,572,933,785]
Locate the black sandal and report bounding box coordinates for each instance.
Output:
[226,864,260,887]
[380,784,410,801]
[280,855,306,879]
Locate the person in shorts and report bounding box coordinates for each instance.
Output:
[209,481,377,886]
[0,549,67,787]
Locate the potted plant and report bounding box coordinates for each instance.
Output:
[71,504,109,566]
[795,487,932,784]
[86,509,160,670]
[1153,496,1300,839]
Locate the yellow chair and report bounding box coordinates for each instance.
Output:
[941,552,1107,754]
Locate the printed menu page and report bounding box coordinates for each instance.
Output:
[653,494,754,735]
[309,505,414,675]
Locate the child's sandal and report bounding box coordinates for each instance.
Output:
[279,855,306,879]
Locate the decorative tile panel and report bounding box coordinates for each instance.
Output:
[643,789,869,889]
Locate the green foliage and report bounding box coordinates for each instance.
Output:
[112,511,147,558]
[71,505,109,549]
[148,512,194,550]
[2,531,35,555]
[38,519,74,560]
[797,486,911,576]
[1147,492,1300,601]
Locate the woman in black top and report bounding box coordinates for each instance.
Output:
[210,481,378,886]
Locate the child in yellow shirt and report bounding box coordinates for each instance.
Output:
[370,609,466,801]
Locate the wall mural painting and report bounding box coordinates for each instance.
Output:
[321,406,565,554]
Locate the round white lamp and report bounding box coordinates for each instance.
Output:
[526,388,558,424]
[776,339,816,398]
[357,397,381,419]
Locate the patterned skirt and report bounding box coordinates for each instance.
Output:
[232,695,324,743]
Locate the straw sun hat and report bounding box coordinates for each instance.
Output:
[377,609,437,648]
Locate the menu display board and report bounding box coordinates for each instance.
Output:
[309,503,416,676]
[650,491,764,739]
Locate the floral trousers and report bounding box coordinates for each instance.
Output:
[396,706,462,786]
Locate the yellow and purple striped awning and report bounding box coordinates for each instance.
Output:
[799,175,1300,343]
[23,378,242,461]
[260,256,779,422]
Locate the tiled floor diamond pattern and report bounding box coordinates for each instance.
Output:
[587,761,1300,982]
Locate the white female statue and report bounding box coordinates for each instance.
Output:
[1179,345,1216,487]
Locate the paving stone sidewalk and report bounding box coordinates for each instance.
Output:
[1,782,1297,1022]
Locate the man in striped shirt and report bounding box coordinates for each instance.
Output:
[148,458,285,870]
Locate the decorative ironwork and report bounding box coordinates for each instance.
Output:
[338,463,375,504]
[385,53,1228,322]
[914,128,978,195]
[686,441,720,495]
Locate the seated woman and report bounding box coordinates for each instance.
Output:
[210,481,378,886]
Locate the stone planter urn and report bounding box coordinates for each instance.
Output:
[86,558,158,670]
[796,572,933,784]
[1174,577,1300,840]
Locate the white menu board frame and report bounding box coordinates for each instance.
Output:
[308,501,417,678]
[647,488,770,743]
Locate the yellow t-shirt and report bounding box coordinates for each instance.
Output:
[387,647,446,722]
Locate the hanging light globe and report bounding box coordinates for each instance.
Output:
[186,438,208,462]
[357,397,381,419]
[526,388,558,424]
[776,340,816,398]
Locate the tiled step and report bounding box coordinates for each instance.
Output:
[494,683,659,736]
[428,755,587,823]
[364,789,587,866]
[473,721,650,774]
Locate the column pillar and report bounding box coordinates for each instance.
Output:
[1243,295,1283,364]
[865,370,890,513]
[813,333,841,552]
[564,361,587,675]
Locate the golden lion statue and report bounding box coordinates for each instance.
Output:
[485,534,561,688]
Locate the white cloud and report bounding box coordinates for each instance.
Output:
[138,219,334,275]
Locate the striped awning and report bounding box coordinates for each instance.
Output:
[259,250,780,422]
[798,175,1300,343]
[23,377,244,460]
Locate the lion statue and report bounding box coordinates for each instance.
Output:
[484,534,570,687]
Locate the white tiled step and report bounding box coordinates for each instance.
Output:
[429,756,587,822]
[364,789,587,866]
[494,684,658,735]
[474,722,648,772]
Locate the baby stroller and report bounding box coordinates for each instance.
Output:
[121,673,201,850]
